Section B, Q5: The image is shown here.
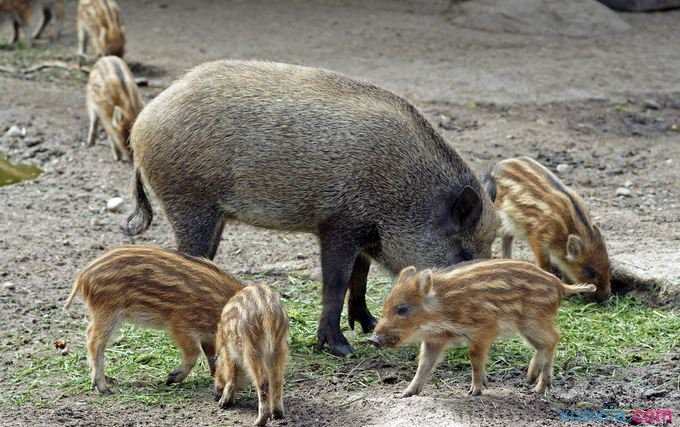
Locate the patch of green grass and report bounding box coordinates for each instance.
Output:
[4,275,679,408]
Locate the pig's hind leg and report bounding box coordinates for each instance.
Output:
[402,341,446,397]
[86,314,121,394]
[522,322,559,394]
[166,204,226,259]
[347,254,376,333]
[166,328,202,385]
[468,328,496,396]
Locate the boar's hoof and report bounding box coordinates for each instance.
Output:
[94,383,113,395]
[348,307,377,333]
[317,329,354,357]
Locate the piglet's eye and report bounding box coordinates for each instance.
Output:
[395,304,410,316]
[582,266,597,280]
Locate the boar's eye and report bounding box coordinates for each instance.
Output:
[582,266,597,280]
[395,304,410,317]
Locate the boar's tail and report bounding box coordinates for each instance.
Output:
[121,166,153,236]
[63,276,82,310]
[562,283,597,296]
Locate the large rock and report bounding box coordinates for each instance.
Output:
[447,0,631,37]
[598,0,680,11]
[611,250,680,307]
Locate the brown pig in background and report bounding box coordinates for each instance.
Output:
[86,55,144,161]
[483,156,611,301]
[77,0,125,59]
[122,60,499,356]
[369,260,595,396]
[64,245,244,394]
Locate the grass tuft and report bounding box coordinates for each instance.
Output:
[3,274,678,408]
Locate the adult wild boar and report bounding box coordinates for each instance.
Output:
[122,60,498,356]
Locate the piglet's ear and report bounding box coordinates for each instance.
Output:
[450,185,483,232]
[397,266,417,283]
[418,269,433,296]
[566,234,584,261]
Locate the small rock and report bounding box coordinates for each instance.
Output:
[643,99,660,110]
[1,282,15,291]
[666,159,673,165]
[616,187,632,197]
[575,401,596,409]
[23,137,43,147]
[556,163,571,174]
[5,126,26,138]
[642,388,667,399]
[106,197,124,212]
[624,180,633,188]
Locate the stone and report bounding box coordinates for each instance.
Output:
[643,99,661,110]
[447,0,631,38]
[106,197,124,212]
[6,126,26,138]
[1,282,15,291]
[556,163,571,174]
[616,187,632,197]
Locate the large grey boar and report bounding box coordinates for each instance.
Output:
[122,60,498,356]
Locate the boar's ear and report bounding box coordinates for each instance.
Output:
[112,106,124,129]
[397,266,417,283]
[450,185,483,232]
[418,269,434,296]
[566,234,584,261]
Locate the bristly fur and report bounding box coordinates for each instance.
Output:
[373,259,596,397]
[214,284,289,426]
[487,156,611,301]
[122,59,498,355]
[65,245,244,394]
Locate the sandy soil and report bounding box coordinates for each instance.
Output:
[1,1,679,426]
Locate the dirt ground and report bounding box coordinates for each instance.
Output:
[1,1,679,426]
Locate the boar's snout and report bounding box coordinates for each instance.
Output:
[367,334,398,348]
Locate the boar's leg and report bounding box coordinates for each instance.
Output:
[10,20,20,45]
[347,254,376,333]
[269,348,286,419]
[167,205,225,259]
[402,341,446,398]
[316,226,362,357]
[166,329,202,385]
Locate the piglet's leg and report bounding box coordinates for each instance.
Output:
[217,355,239,408]
[201,340,216,376]
[468,329,495,396]
[402,341,445,398]
[244,349,271,427]
[86,316,120,394]
[501,234,514,258]
[166,329,201,385]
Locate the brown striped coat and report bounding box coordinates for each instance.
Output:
[484,156,611,301]
[370,260,596,397]
[215,284,289,426]
[64,245,244,394]
[86,55,143,161]
[77,0,125,58]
